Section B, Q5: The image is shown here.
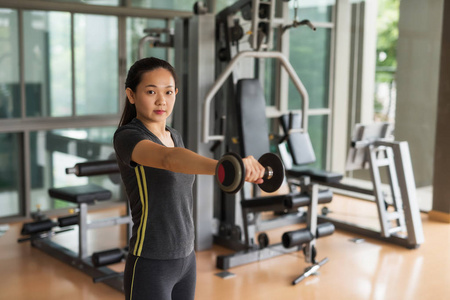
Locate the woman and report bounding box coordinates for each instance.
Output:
[114,57,265,300]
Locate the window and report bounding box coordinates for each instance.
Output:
[0,9,19,119]
[287,1,335,169]
[74,14,118,115]
[0,133,21,217]
[24,11,72,117]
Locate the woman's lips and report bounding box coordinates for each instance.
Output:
[154,110,166,115]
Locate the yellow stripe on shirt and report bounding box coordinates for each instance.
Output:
[134,166,145,256]
[136,166,149,257]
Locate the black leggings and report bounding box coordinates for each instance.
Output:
[124,251,196,300]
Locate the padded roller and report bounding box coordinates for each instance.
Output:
[58,215,79,227]
[282,223,335,248]
[284,189,333,209]
[21,219,56,235]
[66,160,119,177]
[92,248,124,267]
[282,229,313,248]
[316,222,335,238]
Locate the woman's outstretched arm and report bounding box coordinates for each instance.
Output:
[132,140,265,183]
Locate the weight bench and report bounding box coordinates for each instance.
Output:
[19,160,131,292]
[216,79,334,284]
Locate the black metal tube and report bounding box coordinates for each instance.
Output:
[66,160,119,176]
[21,219,56,235]
[91,248,124,267]
[58,215,79,227]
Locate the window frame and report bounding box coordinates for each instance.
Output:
[0,0,192,222]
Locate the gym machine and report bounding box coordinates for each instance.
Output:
[18,159,131,292]
[279,114,424,249]
[320,123,424,249]
[203,59,334,283]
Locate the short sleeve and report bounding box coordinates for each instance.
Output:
[114,127,145,168]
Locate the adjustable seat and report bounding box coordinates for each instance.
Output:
[278,112,343,185]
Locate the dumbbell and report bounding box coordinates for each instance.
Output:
[215,152,285,194]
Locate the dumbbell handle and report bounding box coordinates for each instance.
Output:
[264,166,273,180]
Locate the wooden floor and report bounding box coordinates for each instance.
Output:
[0,195,449,300]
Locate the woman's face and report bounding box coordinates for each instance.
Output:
[127,68,178,124]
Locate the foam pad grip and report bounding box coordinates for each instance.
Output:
[67,160,119,176]
[21,219,55,235]
[316,222,335,238]
[58,215,79,227]
[282,229,313,248]
[92,248,124,267]
[282,222,335,248]
[284,189,333,209]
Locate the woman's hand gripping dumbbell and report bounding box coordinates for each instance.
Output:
[215,152,285,194]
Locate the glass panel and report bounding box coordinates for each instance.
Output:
[0,133,21,218]
[131,0,197,11]
[375,0,399,123]
[29,127,120,212]
[291,0,335,23]
[308,115,328,169]
[0,9,20,119]
[126,18,167,68]
[288,27,331,110]
[24,11,72,117]
[74,14,118,116]
[264,57,276,106]
[263,28,278,106]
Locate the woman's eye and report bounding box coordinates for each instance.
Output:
[147,90,155,94]
[167,91,173,95]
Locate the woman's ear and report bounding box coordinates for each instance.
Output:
[175,88,179,96]
[126,88,135,104]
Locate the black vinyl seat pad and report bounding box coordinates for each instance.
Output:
[48,184,112,204]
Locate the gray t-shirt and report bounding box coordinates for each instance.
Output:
[114,118,195,260]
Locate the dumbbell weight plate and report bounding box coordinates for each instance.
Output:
[258,153,285,193]
[216,152,245,194]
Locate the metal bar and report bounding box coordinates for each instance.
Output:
[71,13,76,116]
[0,0,193,19]
[32,239,123,292]
[22,131,32,219]
[307,108,332,115]
[326,4,337,171]
[87,216,131,230]
[304,184,318,263]
[367,145,391,237]
[318,215,420,249]
[386,141,424,245]
[385,147,406,229]
[202,50,309,143]
[18,9,25,119]
[78,203,88,259]
[292,257,329,285]
[216,243,299,270]
[0,115,120,132]
[118,16,127,115]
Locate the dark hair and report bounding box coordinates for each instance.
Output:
[118,57,178,127]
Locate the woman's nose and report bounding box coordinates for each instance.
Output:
[155,95,166,106]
